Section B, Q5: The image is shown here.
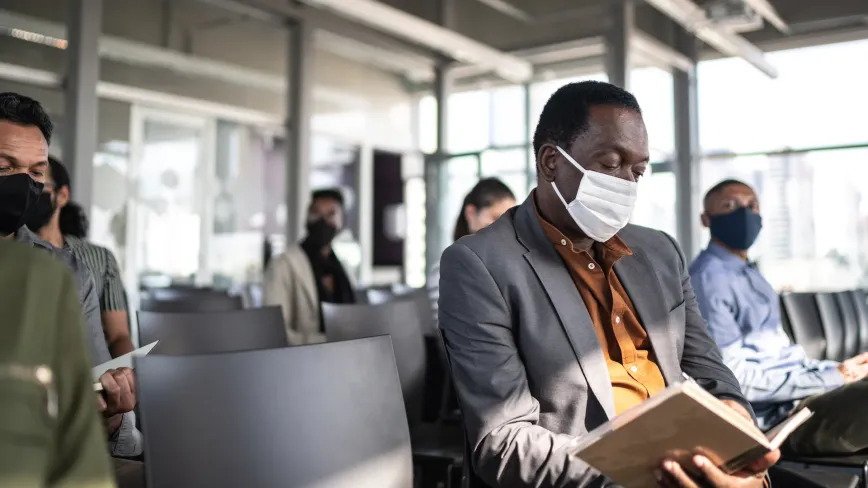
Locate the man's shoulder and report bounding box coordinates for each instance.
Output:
[688,248,731,280]
[0,240,69,279]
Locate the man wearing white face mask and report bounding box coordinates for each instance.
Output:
[438,81,779,488]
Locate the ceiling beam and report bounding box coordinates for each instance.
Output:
[641,0,778,77]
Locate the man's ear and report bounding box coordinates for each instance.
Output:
[56,185,70,209]
[700,212,710,228]
[537,145,559,183]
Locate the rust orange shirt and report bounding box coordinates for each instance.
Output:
[535,202,666,414]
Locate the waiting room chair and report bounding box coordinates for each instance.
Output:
[136,337,413,488]
[780,292,828,360]
[850,290,868,353]
[323,296,464,487]
[139,294,244,313]
[815,292,847,361]
[366,287,396,305]
[137,307,286,355]
[835,291,861,359]
[146,286,228,301]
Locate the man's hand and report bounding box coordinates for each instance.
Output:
[96,367,136,417]
[838,353,868,383]
[656,454,776,488]
[655,399,779,487]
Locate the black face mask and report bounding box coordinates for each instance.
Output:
[305,219,338,249]
[709,206,763,251]
[0,173,44,237]
[24,191,56,232]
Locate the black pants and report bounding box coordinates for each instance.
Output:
[783,378,868,456]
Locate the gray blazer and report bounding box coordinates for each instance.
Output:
[438,198,749,488]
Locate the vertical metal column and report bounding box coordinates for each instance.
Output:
[523,82,534,193]
[285,18,314,245]
[63,0,102,214]
[425,0,456,274]
[673,29,701,258]
[605,0,634,89]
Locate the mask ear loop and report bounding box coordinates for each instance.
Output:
[551,146,587,208]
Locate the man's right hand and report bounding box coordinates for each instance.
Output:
[96,367,136,417]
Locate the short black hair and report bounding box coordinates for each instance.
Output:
[48,156,70,191]
[703,179,753,209]
[311,188,344,208]
[532,81,641,158]
[0,92,53,143]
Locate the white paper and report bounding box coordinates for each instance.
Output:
[92,341,159,383]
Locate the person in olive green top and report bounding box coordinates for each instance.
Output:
[0,239,116,488]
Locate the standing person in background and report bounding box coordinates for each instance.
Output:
[427,178,516,327]
[27,156,134,358]
[0,240,116,488]
[264,189,355,345]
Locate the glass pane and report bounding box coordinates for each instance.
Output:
[490,85,526,147]
[700,147,868,291]
[209,122,266,292]
[699,39,868,153]
[132,119,206,288]
[417,95,437,154]
[631,169,676,237]
[631,68,675,161]
[405,177,426,288]
[496,171,530,203]
[481,148,527,174]
[447,90,491,153]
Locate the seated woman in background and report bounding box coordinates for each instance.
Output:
[428,178,517,327]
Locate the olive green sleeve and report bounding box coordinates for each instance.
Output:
[47,269,117,488]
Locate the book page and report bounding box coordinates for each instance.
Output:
[765,408,813,448]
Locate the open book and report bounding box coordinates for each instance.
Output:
[569,381,812,488]
[92,341,159,391]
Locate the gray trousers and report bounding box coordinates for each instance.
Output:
[783,378,868,456]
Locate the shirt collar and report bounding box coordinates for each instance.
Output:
[705,241,749,269]
[531,190,632,257]
[15,225,55,251]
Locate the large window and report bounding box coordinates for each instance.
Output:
[697,39,868,290]
[699,40,868,153]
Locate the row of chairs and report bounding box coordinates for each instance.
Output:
[781,290,868,361]
[132,286,461,488]
[777,289,868,487]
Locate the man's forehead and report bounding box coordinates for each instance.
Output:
[0,121,49,164]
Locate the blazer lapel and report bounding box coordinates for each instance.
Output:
[515,200,616,419]
[614,249,681,385]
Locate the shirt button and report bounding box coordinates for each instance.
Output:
[588,263,596,270]
[630,365,638,373]
[615,316,621,324]
[560,239,567,246]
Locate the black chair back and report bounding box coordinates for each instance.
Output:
[323,299,427,426]
[139,294,243,313]
[137,337,413,488]
[137,307,286,355]
[852,290,868,353]
[815,293,847,361]
[780,293,827,360]
[366,288,395,305]
[835,292,861,358]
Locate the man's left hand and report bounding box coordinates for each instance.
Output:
[97,367,136,417]
[656,399,779,487]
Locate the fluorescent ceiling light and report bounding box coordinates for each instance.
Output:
[297,0,533,83]
[641,0,778,77]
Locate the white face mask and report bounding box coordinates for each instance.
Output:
[550,146,638,242]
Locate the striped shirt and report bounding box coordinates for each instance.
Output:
[64,236,128,312]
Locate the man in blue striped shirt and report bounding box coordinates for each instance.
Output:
[690,179,868,456]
